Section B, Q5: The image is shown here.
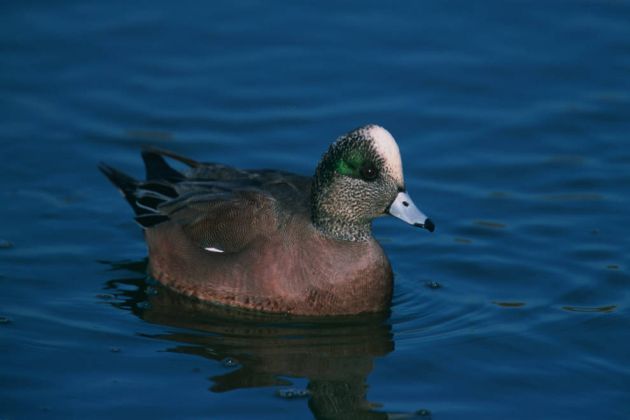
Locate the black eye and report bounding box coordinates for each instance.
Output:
[360,163,378,181]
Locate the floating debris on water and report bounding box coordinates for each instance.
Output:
[493,301,526,308]
[275,388,311,399]
[454,237,472,244]
[96,293,115,300]
[562,305,616,313]
[606,264,619,270]
[0,239,13,249]
[0,316,12,325]
[109,346,121,353]
[425,281,442,290]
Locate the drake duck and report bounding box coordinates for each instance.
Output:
[100,125,434,316]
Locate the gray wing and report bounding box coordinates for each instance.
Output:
[126,148,312,253]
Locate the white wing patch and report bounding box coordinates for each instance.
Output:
[366,125,404,185]
[203,246,224,253]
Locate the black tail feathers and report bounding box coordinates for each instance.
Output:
[98,163,146,215]
[100,148,194,228]
[98,162,171,227]
[141,149,185,182]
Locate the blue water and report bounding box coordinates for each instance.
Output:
[2,1,630,418]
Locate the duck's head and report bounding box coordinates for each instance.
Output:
[312,124,435,241]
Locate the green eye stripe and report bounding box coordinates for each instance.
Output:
[336,152,365,177]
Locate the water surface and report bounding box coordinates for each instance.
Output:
[1,1,629,419]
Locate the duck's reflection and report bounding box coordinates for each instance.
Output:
[104,260,395,419]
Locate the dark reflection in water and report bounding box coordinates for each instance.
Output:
[102,260,429,419]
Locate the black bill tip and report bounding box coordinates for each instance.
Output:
[415,218,435,232]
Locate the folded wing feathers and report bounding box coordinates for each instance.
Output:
[132,182,176,225]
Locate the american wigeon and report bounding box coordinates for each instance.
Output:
[100,125,434,316]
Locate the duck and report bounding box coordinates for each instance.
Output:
[100,124,434,316]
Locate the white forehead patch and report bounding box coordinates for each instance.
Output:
[365,125,404,185]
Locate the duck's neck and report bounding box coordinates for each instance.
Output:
[311,188,373,242]
[312,213,372,242]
